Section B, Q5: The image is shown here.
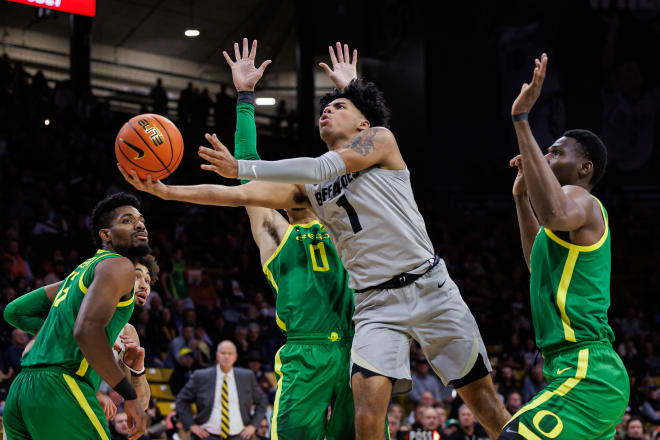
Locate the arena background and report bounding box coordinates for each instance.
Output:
[0,1,659,439]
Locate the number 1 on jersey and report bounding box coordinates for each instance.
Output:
[337,195,363,233]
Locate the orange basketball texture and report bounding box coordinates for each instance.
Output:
[115,114,183,180]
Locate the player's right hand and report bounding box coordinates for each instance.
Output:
[223,38,271,92]
[124,398,148,440]
[118,164,168,199]
[190,424,211,439]
[510,155,527,198]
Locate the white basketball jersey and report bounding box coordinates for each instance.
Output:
[305,167,434,290]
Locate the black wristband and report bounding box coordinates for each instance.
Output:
[237,91,255,107]
[114,376,138,400]
[512,113,529,122]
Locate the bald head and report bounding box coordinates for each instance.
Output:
[217,340,238,373]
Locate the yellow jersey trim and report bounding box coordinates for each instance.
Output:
[275,312,287,332]
[63,373,110,440]
[556,248,578,343]
[543,196,608,253]
[262,225,295,294]
[271,346,285,440]
[518,422,543,440]
[290,220,321,228]
[506,348,589,427]
[117,290,135,308]
[76,358,89,377]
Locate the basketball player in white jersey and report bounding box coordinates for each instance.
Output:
[122,40,509,440]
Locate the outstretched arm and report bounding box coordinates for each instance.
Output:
[223,38,291,264]
[510,155,539,270]
[319,42,358,91]
[511,54,590,231]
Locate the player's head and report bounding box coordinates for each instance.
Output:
[284,207,318,224]
[319,79,390,145]
[135,254,159,306]
[546,129,607,190]
[91,192,150,259]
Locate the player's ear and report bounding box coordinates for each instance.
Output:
[357,119,370,131]
[579,160,593,180]
[99,228,112,245]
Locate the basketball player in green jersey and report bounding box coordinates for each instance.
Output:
[120,39,361,440]
[3,193,150,440]
[501,54,628,439]
[4,253,159,417]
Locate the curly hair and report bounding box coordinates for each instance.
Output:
[319,78,391,128]
[90,192,141,249]
[563,129,608,187]
[137,254,159,285]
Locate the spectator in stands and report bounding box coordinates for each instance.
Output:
[157,307,178,354]
[150,77,168,116]
[435,405,447,429]
[256,417,270,439]
[176,340,268,439]
[615,413,631,439]
[641,385,660,424]
[624,416,644,439]
[167,324,197,367]
[169,347,198,396]
[178,82,194,125]
[0,258,13,291]
[444,418,460,437]
[110,411,130,440]
[3,240,31,282]
[496,365,517,399]
[6,329,28,374]
[522,363,546,403]
[388,414,402,440]
[408,403,429,430]
[162,248,190,307]
[233,325,249,361]
[447,404,488,440]
[246,322,268,364]
[407,406,442,439]
[642,342,660,377]
[505,391,522,415]
[409,357,445,404]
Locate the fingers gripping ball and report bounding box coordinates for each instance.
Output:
[115,114,183,180]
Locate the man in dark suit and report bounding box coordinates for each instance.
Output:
[176,340,268,439]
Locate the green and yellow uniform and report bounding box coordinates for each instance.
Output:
[505,198,628,439]
[264,221,355,440]
[4,250,135,440]
[233,100,358,439]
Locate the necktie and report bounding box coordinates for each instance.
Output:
[220,375,230,439]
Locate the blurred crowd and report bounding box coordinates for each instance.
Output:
[1,23,660,438]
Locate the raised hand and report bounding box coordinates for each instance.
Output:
[223,38,272,92]
[117,164,168,199]
[319,42,358,91]
[199,133,238,178]
[510,155,527,198]
[512,53,548,116]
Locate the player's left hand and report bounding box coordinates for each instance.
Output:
[97,391,117,420]
[199,133,239,178]
[319,42,358,91]
[511,53,548,116]
[120,333,145,371]
[223,38,272,92]
[240,424,257,439]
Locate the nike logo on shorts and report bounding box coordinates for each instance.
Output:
[556,367,572,375]
[251,164,258,178]
[437,280,446,289]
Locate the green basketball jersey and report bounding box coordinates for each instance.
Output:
[22,249,135,390]
[529,196,615,355]
[263,221,354,337]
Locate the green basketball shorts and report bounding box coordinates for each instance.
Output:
[4,367,111,440]
[500,342,629,440]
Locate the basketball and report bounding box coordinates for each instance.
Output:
[115,113,183,180]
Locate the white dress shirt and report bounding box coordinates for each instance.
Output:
[202,366,245,436]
